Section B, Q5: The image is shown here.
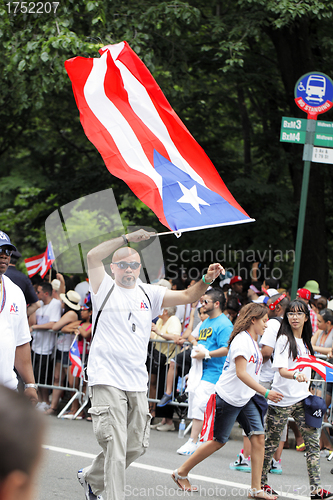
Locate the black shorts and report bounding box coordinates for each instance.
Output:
[31,351,53,385]
[175,348,192,376]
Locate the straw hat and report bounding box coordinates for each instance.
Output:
[59,290,81,311]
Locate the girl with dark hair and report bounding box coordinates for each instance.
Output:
[171,302,282,500]
[312,308,333,356]
[261,299,333,500]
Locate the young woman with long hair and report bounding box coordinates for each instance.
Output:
[171,302,283,500]
[261,299,333,500]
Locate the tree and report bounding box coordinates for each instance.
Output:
[1,0,333,291]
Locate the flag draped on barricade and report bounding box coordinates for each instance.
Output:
[289,355,333,382]
[65,42,254,233]
[24,242,55,278]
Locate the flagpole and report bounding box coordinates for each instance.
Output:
[150,231,182,238]
[48,268,52,283]
[53,259,59,274]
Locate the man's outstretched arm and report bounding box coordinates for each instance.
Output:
[162,263,224,308]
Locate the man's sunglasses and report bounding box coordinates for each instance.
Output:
[0,248,13,257]
[113,261,140,270]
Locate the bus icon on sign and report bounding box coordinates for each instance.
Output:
[306,75,326,102]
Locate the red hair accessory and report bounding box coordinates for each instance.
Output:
[269,293,287,311]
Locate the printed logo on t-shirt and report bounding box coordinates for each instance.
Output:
[140,300,149,310]
[10,303,19,314]
[198,327,213,341]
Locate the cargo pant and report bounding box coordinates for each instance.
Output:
[82,385,151,500]
[261,400,320,488]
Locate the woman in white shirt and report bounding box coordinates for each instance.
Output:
[172,303,282,500]
[261,299,332,500]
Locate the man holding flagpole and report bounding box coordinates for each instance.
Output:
[77,228,223,500]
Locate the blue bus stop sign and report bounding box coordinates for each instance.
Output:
[295,72,333,118]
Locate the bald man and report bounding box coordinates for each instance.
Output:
[78,229,223,500]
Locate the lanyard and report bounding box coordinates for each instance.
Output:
[245,330,262,375]
[0,276,6,314]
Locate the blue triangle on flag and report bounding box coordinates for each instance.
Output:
[326,366,333,383]
[153,150,248,231]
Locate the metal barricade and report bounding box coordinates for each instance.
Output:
[146,338,191,416]
[31,330,89,419]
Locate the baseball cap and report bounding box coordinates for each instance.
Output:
[266,288,279,297]
[51,279,61,291]
[0,231,17,252]
[303,280,320,294]
[253,295,269,304]
[156,279,172,289]
[297,288,311,301]
[303,395,326,428]
[230,276,242,285]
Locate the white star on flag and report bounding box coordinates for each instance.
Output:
[177,182,210,213]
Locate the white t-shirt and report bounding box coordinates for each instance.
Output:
[32,298,62,355]
[271,334,311,407]
[215,331,263,407]
[259,318,282,383]
[192,321,202,339]
[88,274,166,391]
[0,275,31,389]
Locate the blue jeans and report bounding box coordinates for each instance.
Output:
[214,394,264,444]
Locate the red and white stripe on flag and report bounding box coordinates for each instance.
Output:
[289,355,333,380]
[200,393,216,442]
[64,42,252,232]
[24,252,45,278]
[24,242,55,279]
[69,339,82,378]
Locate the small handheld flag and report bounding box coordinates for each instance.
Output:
[289,355,333,382]
[24,242,55,279]
[69,337,83,378]
[65,42,254,234]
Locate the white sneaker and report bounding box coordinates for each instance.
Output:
[77,470,104,500]
[36,402,50,412]
[229,451,251,472]
[177,438,199,456]
[156,423,175,432]
[269,458,282,474]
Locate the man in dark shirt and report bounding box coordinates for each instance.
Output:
[5,250,40,318]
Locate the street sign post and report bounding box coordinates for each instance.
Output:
[289,72,333,299]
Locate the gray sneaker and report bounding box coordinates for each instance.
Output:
[77,470,103,500]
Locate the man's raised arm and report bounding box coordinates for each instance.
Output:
[162,263,224,308]
[87,229,155,293]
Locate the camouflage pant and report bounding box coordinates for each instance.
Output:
[261,400,320,487]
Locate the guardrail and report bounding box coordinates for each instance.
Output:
[31,333,191,419]
[31,332,333,443]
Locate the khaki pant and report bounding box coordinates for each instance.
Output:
[83,385,150,500]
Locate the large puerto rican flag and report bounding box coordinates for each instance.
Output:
[65,42,254,233]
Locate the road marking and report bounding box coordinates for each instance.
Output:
[42,444,308,499]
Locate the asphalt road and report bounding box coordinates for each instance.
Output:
[36,416,333,500]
